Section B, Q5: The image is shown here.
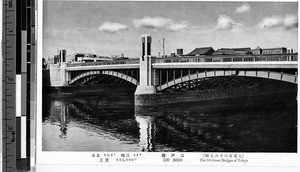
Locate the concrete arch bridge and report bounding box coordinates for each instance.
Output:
[48,35,297,105]
[50,61,297,89]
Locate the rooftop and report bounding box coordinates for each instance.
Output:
[187,47,215,56]
[213,48,237,55]
[230,47,251,51]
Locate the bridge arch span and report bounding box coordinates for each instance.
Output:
[157,70,297,91]
[69,70,139,85]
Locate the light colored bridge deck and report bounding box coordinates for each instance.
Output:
[65,64,139,71]
[153,61,298,69]
[65,61,297,71]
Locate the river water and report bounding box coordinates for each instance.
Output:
[42,86,297,152]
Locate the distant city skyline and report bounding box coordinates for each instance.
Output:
[43,1,298,58]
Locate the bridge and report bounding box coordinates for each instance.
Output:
[49,34,298,105]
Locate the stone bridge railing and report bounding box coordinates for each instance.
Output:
[155,53,298,63]
[66,59,139,67]
[64,53,298,68]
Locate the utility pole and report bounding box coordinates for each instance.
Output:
[163,38,165,58]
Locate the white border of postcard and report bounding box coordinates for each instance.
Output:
[36,0,300,171]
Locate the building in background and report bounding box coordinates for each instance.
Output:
[170,53,176,57]
[53,54,60,64]
[262,47,287,54]
[231,47,252,54]
[71,53,98,61]
[252,47,263,54]
[50,45,297,64]
[186,47,215,56]
[177,49,183,56]
[213,47,252,55]
[287,49,294,53]
[212,48,237,55]
[60,49,66,62]
[70,53,113,62]
[53,49,67,64]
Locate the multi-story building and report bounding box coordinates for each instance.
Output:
[262,47,287,54]
[213,47,252,55]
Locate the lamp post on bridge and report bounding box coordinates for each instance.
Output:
[134,34,157,96]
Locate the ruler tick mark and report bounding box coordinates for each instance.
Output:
[3,119,12,121]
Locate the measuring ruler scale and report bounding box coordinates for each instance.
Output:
[2,0,36,171]
[2,0,17,171]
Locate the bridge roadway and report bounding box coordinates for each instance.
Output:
[65,63,139,71]
[65,61,297,71]
[153,61,298,69]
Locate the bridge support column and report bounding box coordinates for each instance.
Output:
[135,34,157,96]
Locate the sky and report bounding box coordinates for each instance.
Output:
[43,1,298,58]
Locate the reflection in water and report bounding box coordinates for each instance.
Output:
[59,103,67,139]
[48,101,69,139]
[135,115,155,152]
[42,88,297,152]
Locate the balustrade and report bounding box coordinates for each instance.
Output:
[64,53,297,68]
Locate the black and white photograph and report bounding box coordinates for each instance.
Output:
[41,0,298,156]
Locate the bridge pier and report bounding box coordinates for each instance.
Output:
[135,34,157,95]
[135,34,158,106]
[135,85,156,95]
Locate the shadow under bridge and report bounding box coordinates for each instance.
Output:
[154,69,298,92]
[68,70,139,86]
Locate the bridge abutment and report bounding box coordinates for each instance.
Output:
[49,63,69,87]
